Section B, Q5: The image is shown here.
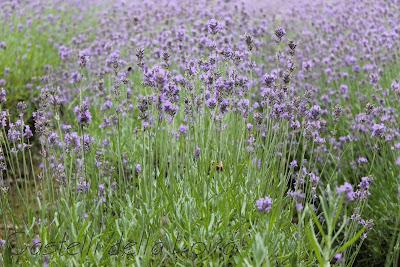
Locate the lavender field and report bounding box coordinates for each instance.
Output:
[0,0,399,266]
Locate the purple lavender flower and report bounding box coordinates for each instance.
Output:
[289,160,298,169]
[7,123,22,142]
[334,253,343,263]
[354,176,373,200]
[274,27,286,40]
[77,180,90,193]
[64,132,81,151]
[396,157,400,166]
[48,132,59,146]
[0,88,6,104]
[0,111,7,128]
[257,159,262,169]
[70,72,82,84]
[179,124,188,135]
[194,146,201,159]
[308,105,321,120]
[337,182,355,201]
[206,98,217,109]
[340,84,348,95]
[263,73,275,86]
[98,184,106,202]
[0,239,5,249]
[359,176,373,191]
[135,164,142,174]
[17,101,27,114]
[32,235,41,248]
[163,100,178,116]
[256,196,273,213]
[24,125,33,139]
[371,123,386,137]
[391,80,400,93]
[62,124,72,133]
[102,139,110,147]
[101,99,113,111]
[74,101,92,126]
[394,143,400,150]
[44,255,50,267]
[83,134,94,151]
[309,172,320,187]
[288,191,305,202]
[295,203,304,212]
[357,157,368,165]
[207,19,220,35]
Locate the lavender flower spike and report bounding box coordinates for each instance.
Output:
[256,196,273,213]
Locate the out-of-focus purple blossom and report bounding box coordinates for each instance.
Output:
[7,123,22,142]
[371,123,386,137]
[309,172,320,187]
[83,134,94,151]
[290,160,298,169]
[135,164,142,174]
[194,146,201,159]
[340,84,348,95]
[102,139,110,148]
[256,196,273,213]
[32,235,41,248]
[98,184,106,202]
[0,88,6,104]
[74,101,92,126]
[62,124,72,133]
[24,125,33,139]
[70,72,82,84]
[308,105,321,120]
[295,203,304,212]
[58,45,72,61]
[206,98,217,109]
[391,80,400,93]
[288,191,305,202]
[356,157,368,165]
[0,111,7,128]
[48,132,60,147]
[274,27,286,40]
[44,255,50,267]
[207,19,220,35]
[337,182,355,201]
[64,132,81,151]
[359,176,373,191]
[334,253,343,263]
[77,180,90,193]
[101,99,113,111]
[263,73,275,86]
[179,124,188,135]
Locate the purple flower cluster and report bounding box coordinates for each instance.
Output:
[74,100,92,126]
[256,196,273,213]
[337,176,373,202]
